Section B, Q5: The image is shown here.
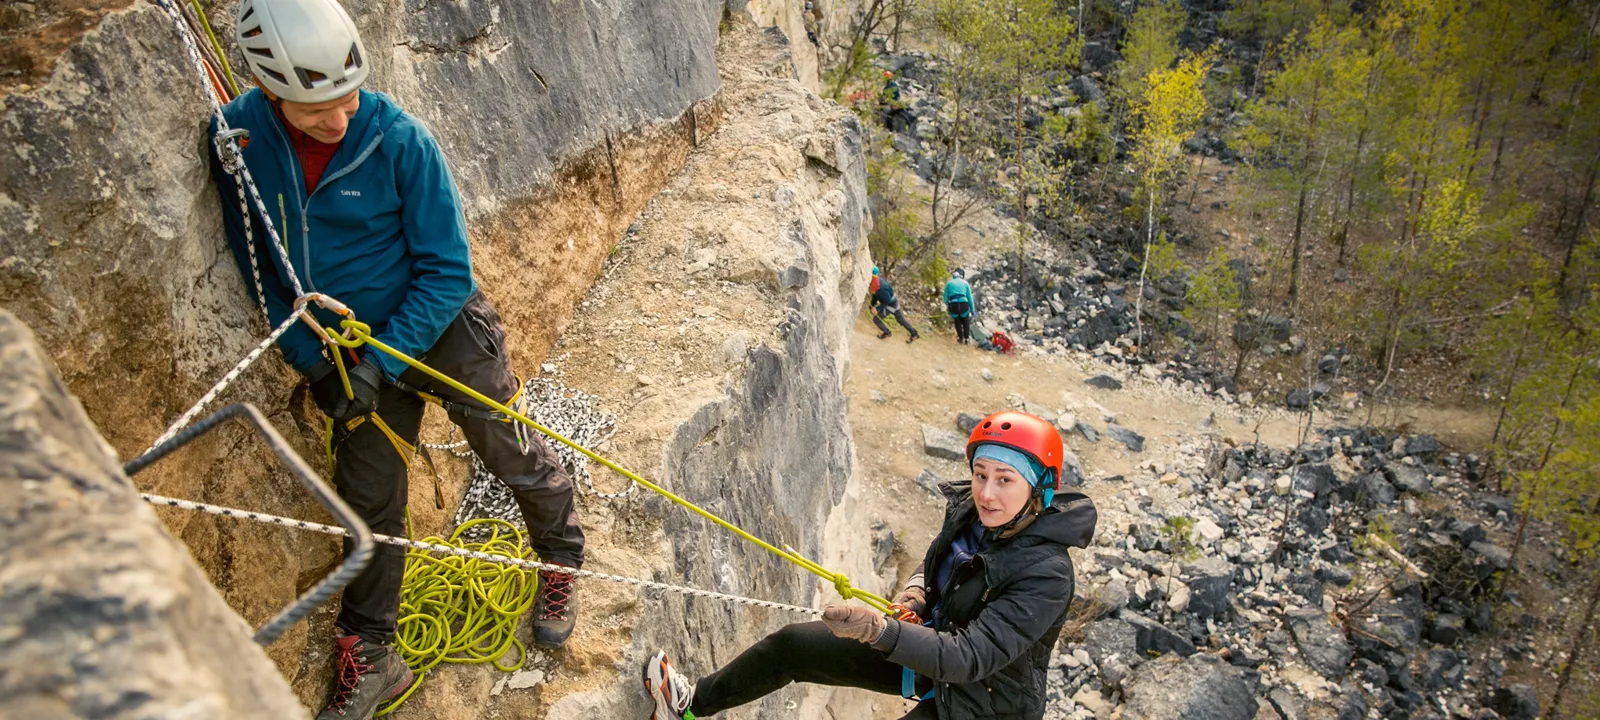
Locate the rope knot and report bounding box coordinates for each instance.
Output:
[831,574,855,600]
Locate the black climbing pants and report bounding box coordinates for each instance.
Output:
[873,302,920,339]
[331,291,585,646]
[691,621,937,719]
[952,316,973,344]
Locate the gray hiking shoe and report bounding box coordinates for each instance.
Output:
[533,568,578,649]
[316,634,414,720]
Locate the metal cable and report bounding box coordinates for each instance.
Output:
[126,404,376,645]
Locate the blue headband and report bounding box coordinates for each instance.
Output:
[972,444,1045,486]
[972,444,1055,506]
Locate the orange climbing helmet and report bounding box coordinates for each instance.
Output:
[966,411,1064,501]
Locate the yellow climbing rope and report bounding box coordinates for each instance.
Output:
[375,517,538,716]
[322,318,892,615]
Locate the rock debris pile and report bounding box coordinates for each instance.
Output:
[1045,427,1537,720]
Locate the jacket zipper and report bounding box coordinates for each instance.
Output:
[267,110,383,294]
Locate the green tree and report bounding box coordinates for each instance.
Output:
[1117,0,1186,104]
[1185,247,1243,344]
[979,0,1078,177]
[826,0,898,100]
[1238,18,1368,314]
[1221,0,1349,47]
[1129,52,1212,351]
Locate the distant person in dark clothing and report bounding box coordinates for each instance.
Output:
[870,268,920,343]
[943,269,976,344]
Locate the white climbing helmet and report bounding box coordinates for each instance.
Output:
[235,0,368,104]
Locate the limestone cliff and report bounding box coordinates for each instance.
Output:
[0,310,305,719]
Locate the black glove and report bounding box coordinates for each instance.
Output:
[306,361,345,418]
[330,359,383,423]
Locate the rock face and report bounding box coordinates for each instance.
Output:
[0,311,305,718]
[1121,654,1257,720]
[521,26,876,720]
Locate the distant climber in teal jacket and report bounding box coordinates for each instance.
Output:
[943,269,976,345]
[206,1,584,718]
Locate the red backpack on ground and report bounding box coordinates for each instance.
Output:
[989,331,1015,354]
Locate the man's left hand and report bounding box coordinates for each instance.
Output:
[332,360,383,423]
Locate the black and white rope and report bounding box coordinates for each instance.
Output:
[515,377,631,499]
[145,312,304,453]
[154,0,304,300]
[141,493,819,616]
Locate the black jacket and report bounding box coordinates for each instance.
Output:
[873,482,1097,719]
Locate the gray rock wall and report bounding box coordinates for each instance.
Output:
[541,25,875,718]
[0,310,306,719]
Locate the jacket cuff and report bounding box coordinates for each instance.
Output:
[870,618,903,652]
[372,349,407,383]
[905,572,925,591]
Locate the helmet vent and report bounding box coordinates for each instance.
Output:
[346,43,363,69]
[1001,422,1012,430]
[258,65,288,85]
[247,46,273,58]
[240,5,255,22]
[981,421,992,429]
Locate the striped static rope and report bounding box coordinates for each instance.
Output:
[141,492,822,617]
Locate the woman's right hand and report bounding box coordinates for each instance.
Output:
[891,585,926,617]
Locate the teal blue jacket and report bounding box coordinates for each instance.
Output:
[943,277,975,318]
[209,89,475,381]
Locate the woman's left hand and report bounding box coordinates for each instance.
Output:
[821,605,887,643]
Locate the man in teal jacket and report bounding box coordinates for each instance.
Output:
[207,1,583,717]
[943,269,976,344]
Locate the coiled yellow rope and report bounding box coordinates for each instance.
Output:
[376,517,538,716]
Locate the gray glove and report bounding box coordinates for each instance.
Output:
[822,605,887,644]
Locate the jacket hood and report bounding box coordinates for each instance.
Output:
[939,480,1097,550]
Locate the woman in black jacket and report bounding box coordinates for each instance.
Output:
[642,411,1098,720]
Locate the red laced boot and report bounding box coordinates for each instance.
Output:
[533,568,578,649]
[316,634,413,720]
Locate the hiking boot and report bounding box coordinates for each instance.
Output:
[906,334,919,344]
[643,650,696,720]
[877,331,892,339]
[316,634,414,720]
[533,568,578,648]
